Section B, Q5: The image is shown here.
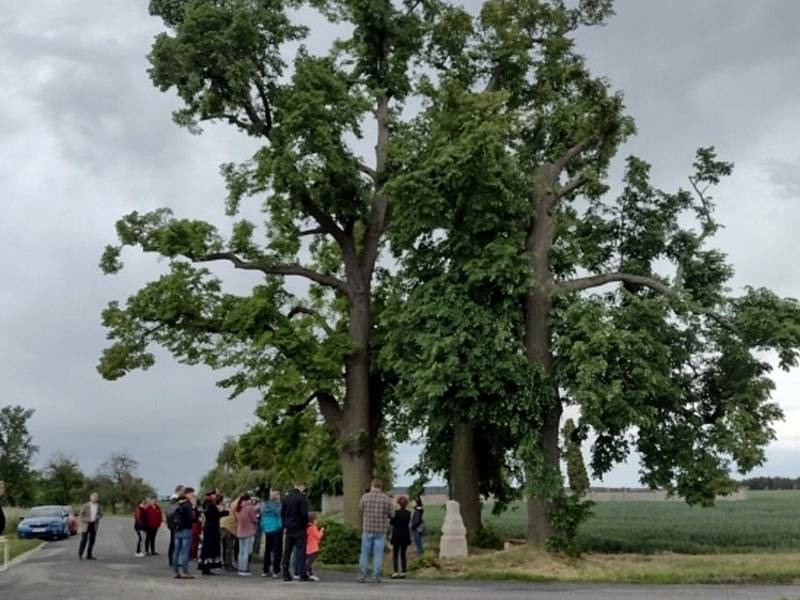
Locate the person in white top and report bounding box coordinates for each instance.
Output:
[78,493,103,560]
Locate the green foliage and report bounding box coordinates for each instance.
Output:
[546,494,595,557]
[89,451,155,513]
[562,419,589,496]
[317,519,360,565]
[469,521,505,550]
[0,405,38,506]
[38,454,86,506]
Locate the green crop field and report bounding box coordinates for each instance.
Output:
[421,490,800,554]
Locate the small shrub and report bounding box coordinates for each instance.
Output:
[546,494,595,557]
[317,520,361,565]
[409,554,440,571]
[469,522,505,550]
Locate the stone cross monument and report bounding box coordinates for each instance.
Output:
[438,499,469,558]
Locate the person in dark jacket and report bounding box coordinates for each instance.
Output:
[134,499,148,557]
[411,496,425,556]
[281,481,310,582]
[199,491,227,575]
[390,496,411,578]
[166,485,184,567]
[172,488,197,579]
[0,480,7,535]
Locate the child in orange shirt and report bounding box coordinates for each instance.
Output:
[306,514,325,581]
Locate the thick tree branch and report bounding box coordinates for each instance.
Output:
[557,271,737,332]
[299,227,326,237]
[286,390,343,432]
[297,189,352,253]
[360,95,390,277]
[358,161,378,180]
[252,78,273,134]
[287,305,335,336]
[193,251,350,295]
[557,272,672,295]
[555,172,589,199]
[554,136,598,172]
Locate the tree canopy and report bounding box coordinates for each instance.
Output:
[97,0,800,546]
[0,405,38,506]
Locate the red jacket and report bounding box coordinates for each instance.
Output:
[145,504,163,529]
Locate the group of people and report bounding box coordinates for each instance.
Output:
[133,496,163,557]
[160,478,425,583]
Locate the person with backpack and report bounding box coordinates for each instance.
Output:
[170,487,196,579]
[411,496,425,556]
[166,485,184,567]
[260,489,283,578]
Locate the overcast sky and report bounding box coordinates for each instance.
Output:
[1,1,798,495]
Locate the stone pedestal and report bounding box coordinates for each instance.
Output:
[438,500,468,558]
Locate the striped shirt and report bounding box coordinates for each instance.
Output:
[360,491,394,534]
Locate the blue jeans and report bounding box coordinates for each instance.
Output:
[238,535,254,573]
[358,532,385,579]
[172,529,192,574]
[413,529,424,555]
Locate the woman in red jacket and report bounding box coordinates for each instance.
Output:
[144,496,163,556]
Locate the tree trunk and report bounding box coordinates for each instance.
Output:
[339,446,373,532]
[524,166,563,547]
[450,421,482,538]
[338,292,375,531]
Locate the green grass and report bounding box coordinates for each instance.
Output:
[421,490,800,554]
[5,537,43,562]
[2,507,45,562]
[414,547,800,584]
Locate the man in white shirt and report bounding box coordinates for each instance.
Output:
[78,493,103,560]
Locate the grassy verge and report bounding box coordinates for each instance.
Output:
[412,546,800,584]
[5,538,43,562]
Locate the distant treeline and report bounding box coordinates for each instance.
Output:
[739,477,800,490]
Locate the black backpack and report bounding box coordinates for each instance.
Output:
[167,505,183,530]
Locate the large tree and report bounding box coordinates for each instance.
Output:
[0,405,38,506]
[99,0,437,528]
[382,80,532,536]
[94,451,155,513]
[39,454,86,506]
[388,0,800,547]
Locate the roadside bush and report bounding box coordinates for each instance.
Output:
[317,520,361,565]
[409,554,440,570]
[469,522,505,550]
[546,495,595,557]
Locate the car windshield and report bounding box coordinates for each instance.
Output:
[26,507,63,519]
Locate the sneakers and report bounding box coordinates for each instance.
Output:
[309,575,320,582]
[135,553,145,558]
[272,573,279,580]
[292,575,300,581]
[261,572,269,578]
[391,572,399,579]
[372,577,382,583]
[238,571,252,577]
[356,577,366,583]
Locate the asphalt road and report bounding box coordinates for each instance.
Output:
[2,517,800,599]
